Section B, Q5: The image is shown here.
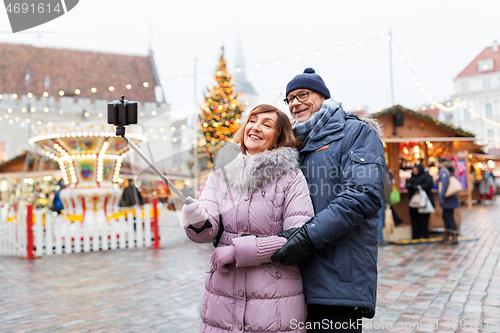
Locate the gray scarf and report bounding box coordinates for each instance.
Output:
[292,99,340,144]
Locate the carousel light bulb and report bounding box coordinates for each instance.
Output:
[71,132,76,137]
[43,92,49,97]
[91,87,97,93]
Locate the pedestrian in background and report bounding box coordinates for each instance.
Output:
[119,179,143,208]
[378,171,392,245]
[406,163,434,239]
[436,157,460,245]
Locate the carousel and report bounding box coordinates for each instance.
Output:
[28,122,146,225]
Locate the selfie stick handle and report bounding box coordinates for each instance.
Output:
[121,135,188,204]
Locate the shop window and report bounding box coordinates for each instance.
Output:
[461,82,469,92]
[487,129,495,139]
[485,104,493,118]
[0,142,6,163]
[483,79,491,90]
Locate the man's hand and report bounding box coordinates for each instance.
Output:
[271,223,315,266]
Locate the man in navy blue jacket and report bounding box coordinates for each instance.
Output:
[272,68,386,332]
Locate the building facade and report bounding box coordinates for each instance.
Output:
[0,42,172,174]
[452,40,500,148]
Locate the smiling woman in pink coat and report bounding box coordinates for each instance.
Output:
[183,104,314,333]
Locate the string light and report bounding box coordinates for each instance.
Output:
[392,37,500,128]
[159,33,383,82]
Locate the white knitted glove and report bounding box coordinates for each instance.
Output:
[182,196,208,228]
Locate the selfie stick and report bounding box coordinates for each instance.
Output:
[120,136,187,203]
[110,96,188,204]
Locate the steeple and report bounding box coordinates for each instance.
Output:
[234,34,257,96]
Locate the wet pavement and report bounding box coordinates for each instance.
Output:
[0,200,499,333]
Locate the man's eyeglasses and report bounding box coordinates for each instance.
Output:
[284,91,314,106]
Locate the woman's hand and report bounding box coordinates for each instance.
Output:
[182,196,208,228]
[210,245,235,274]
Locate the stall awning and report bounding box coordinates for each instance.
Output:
[382,137,476,143]
[0,170,62,179]
[470,153,500,161]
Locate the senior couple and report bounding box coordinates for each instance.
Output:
[183,68,386,333]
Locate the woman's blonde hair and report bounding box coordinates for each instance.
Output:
[234,104,300,153]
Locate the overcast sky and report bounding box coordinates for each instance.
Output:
[1,0,499,120]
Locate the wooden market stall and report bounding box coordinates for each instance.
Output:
[0,151,62,208]
[371,105,479,233]
[468,153,500,199]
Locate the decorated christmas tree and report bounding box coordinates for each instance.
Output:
[197,47,245,169]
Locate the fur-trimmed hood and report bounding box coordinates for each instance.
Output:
[216,145,299,194]
[360,117,383,137]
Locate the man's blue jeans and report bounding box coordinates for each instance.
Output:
[378,197,386,242]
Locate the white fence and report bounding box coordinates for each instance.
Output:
[0,204,185,257]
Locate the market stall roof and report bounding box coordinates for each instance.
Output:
[470,153,500,161]
[382,137,475,143]
[0,152,61,179]
[370,105,475,139]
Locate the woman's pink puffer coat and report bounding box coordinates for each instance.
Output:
[185,146,314,333]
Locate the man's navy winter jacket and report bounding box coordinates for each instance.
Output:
[299,100,386,318]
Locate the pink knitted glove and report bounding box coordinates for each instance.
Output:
[210,245,235,274]
[182,197,208,229]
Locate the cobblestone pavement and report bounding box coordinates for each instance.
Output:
[1,201,499,333]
